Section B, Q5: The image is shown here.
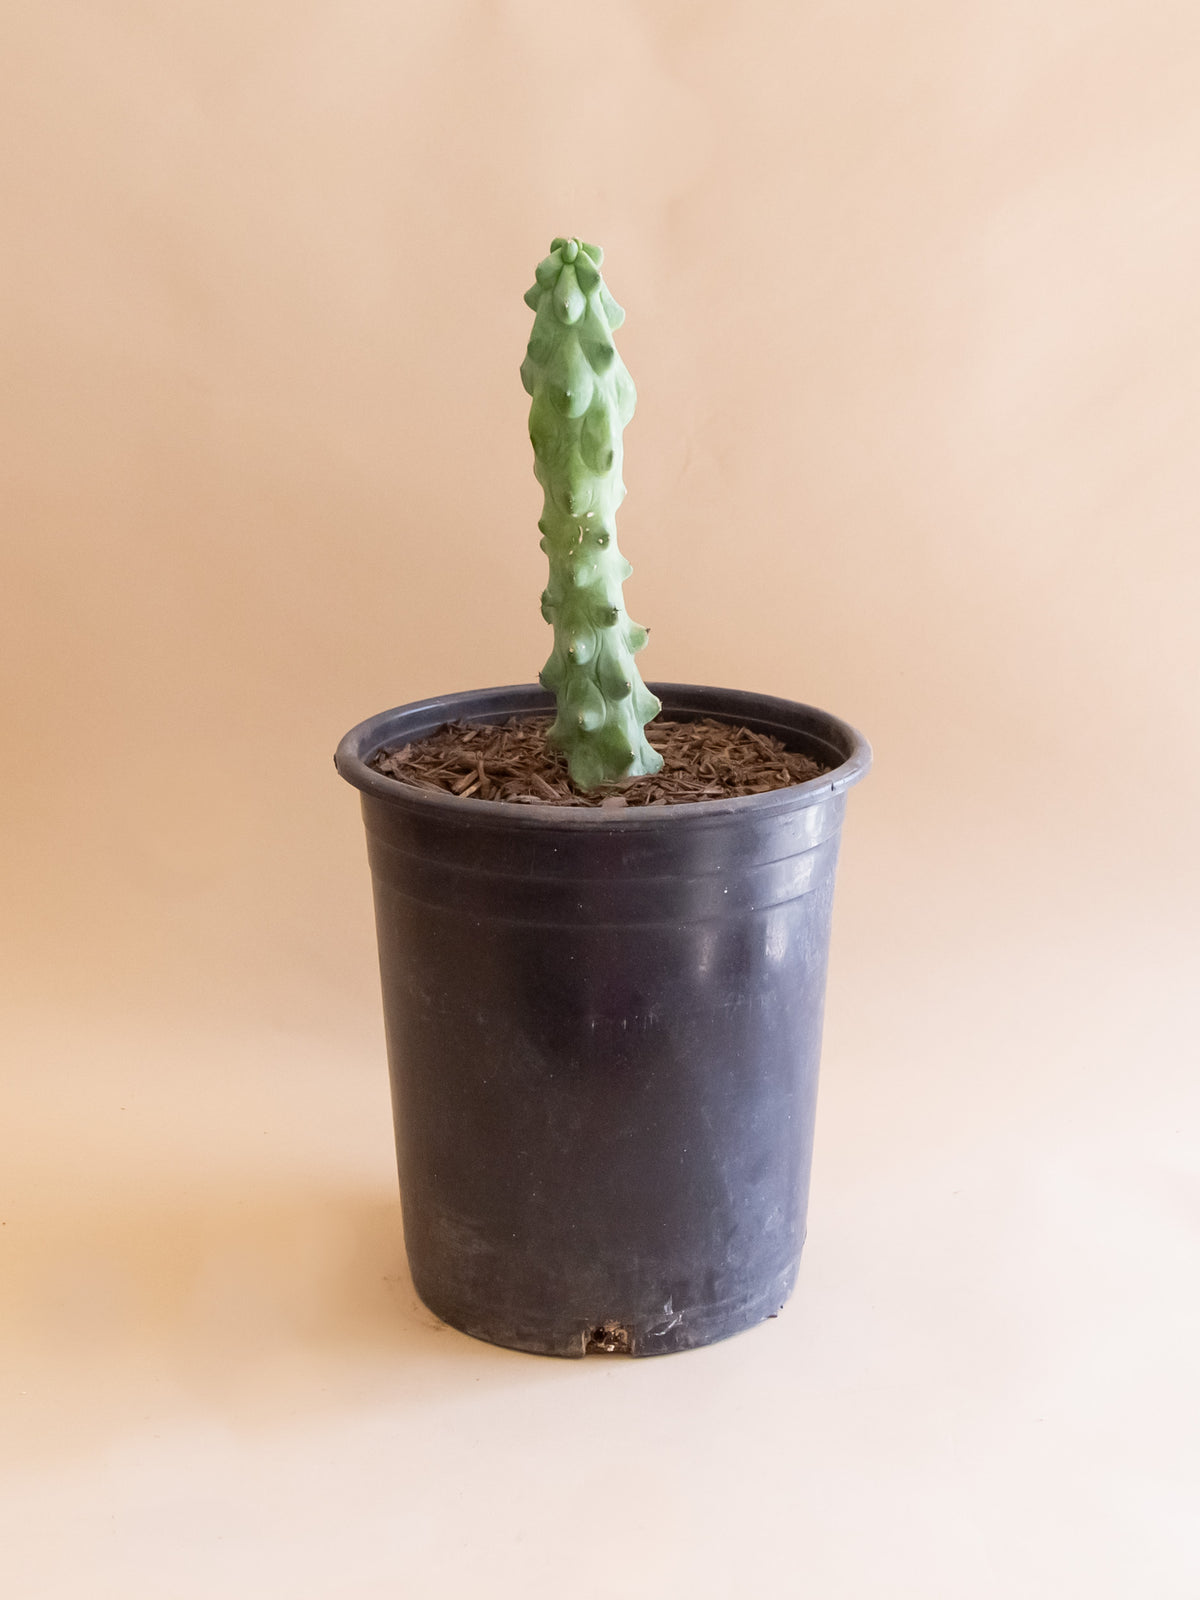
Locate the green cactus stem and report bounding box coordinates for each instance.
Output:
[521,236,663,790]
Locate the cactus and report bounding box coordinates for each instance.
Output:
[521,237,663,790]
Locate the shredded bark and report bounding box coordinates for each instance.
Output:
[369,715,828,807]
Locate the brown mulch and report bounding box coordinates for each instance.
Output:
[368,715,827,807]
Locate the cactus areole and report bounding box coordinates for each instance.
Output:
[521,237,664,790]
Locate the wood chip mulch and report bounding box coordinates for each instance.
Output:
[368,715,828,807]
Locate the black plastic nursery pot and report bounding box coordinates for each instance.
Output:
[335,682,870,1357]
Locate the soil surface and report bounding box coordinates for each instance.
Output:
[368,715,828,807]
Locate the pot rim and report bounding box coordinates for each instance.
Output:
[335,681,871,828]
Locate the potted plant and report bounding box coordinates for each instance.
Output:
[335,237,870,1357]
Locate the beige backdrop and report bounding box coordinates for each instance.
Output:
[3,2,1197,1596]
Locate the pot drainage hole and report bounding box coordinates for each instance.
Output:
[585,1323,633,1355]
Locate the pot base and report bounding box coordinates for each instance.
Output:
[414,1257,801,1358]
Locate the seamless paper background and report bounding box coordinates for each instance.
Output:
[2,3,1197,1596]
